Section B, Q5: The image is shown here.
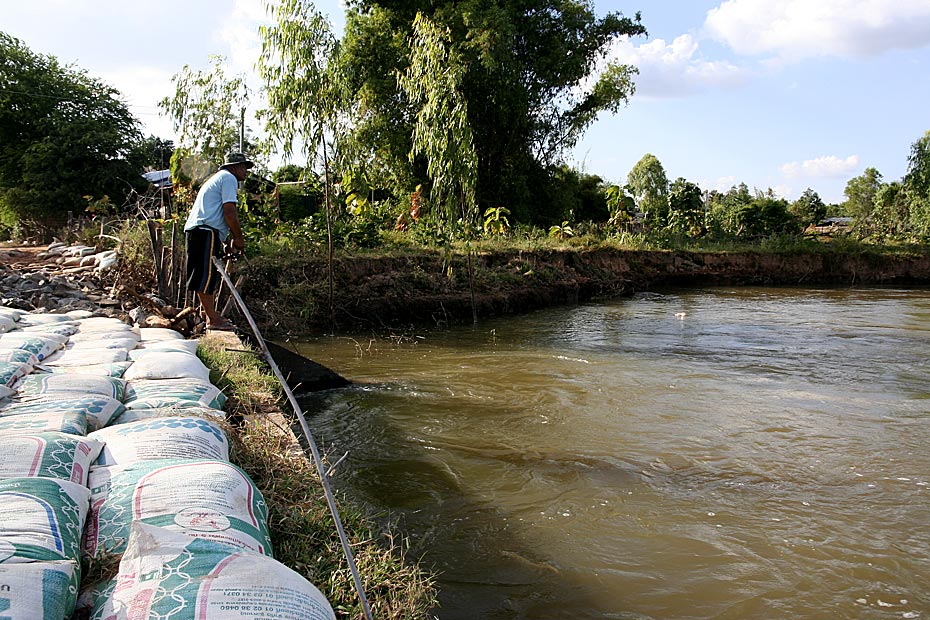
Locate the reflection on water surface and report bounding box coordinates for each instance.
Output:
[297,287,930,619]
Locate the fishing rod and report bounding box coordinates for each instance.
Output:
[211,256,374,620]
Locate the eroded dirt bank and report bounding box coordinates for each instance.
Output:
[238,248,930,335]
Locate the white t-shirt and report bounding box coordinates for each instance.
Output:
[183,169,239,240]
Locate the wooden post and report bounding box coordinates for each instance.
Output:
[147,220,167,299]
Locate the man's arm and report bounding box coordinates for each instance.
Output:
[223,202,245,251]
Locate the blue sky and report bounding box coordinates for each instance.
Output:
[4,0,930,204]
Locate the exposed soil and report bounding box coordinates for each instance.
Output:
[237,248,930,336]
[8,241,929,337]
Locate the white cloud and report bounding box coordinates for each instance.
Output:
[773,184,794,199]
[705,0,930,62]
[99,66,178,141]
[780,155,860,178]
[606,34,749,98]
[220,0,270,76]
[710,175,738,192]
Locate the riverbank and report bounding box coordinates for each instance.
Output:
[238,246,930,336]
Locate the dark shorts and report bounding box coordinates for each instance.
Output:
[186,227,223,294]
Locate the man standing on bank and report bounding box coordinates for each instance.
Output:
[183,152,252,331]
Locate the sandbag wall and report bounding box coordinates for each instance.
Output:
[0,308,336,620]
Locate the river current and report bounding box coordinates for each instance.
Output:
[295,286,930,619]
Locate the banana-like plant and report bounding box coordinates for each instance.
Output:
[483,206,511,235]
[548,221,574,240]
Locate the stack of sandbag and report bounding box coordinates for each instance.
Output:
[83,325,264,560]
[0,314,337,619]
[37,316,140,378]
[0,319,106,616]
[36,242,119,274]
[82,326,335,619]
[118,327,227,416]
[0,313,132,618]
[0,314,130,436]
[0,311,70,403]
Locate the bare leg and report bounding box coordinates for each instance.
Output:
[196,291,222,326]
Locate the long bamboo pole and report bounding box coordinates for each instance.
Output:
[211,257,373,620]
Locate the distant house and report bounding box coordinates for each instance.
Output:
[819,217,853,227]
[141,169,172,189]
[140,169,173,217]
[806,216,853,236]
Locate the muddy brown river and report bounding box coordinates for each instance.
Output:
[296,286,930,619]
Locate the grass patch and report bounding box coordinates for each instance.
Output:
[197,334,438,619]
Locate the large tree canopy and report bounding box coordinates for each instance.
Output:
[789,187,826,228]
[0,32,143,229]
[843,167,883,224]
[332,0,645,225]
[627,153,668,224]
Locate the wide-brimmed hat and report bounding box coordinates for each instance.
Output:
[220,152,254,169]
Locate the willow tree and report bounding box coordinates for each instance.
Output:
[338,0,646,224]
[399,12,479,320]
[258,0,350,321]
[258,0,346,166]
[159,55,250,188]
[399,12,477,236]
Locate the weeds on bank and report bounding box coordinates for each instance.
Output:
[197,335,439,620]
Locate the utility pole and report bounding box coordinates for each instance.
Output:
[239,107,245,152]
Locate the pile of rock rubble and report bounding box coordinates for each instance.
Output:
[1,242,202,335]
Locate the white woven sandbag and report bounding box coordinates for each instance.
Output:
[74,317,136,332]
[123,378,226,410]
[0,307,24,321]
[123,351,210,382]
[90,523,335,620]
[0,477,90,563]
[129,338,199,357]
[0,432,102,485]
[0,385,13,400]
[42,347,129,366]
[19,322,80,337]
[90,417,229,466]
[65,309,95,319]
[0,316,13,334]
[65,340,139,351]
[111,405,225,426]
[138,327,184,342]
[14,373,126,401]
[0,560,80,620]
[0,333,66,360]
[0,411,87,436]
[0,349,38,366]
[85,459,272,558]
[0,360,30,387]
[16,313,74,327]
[73,328,137,340]
[60,245,94,258]
[70,321,138,336]
[1,396,125,431]
[1,330,69,346]
[37,361,132,378]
